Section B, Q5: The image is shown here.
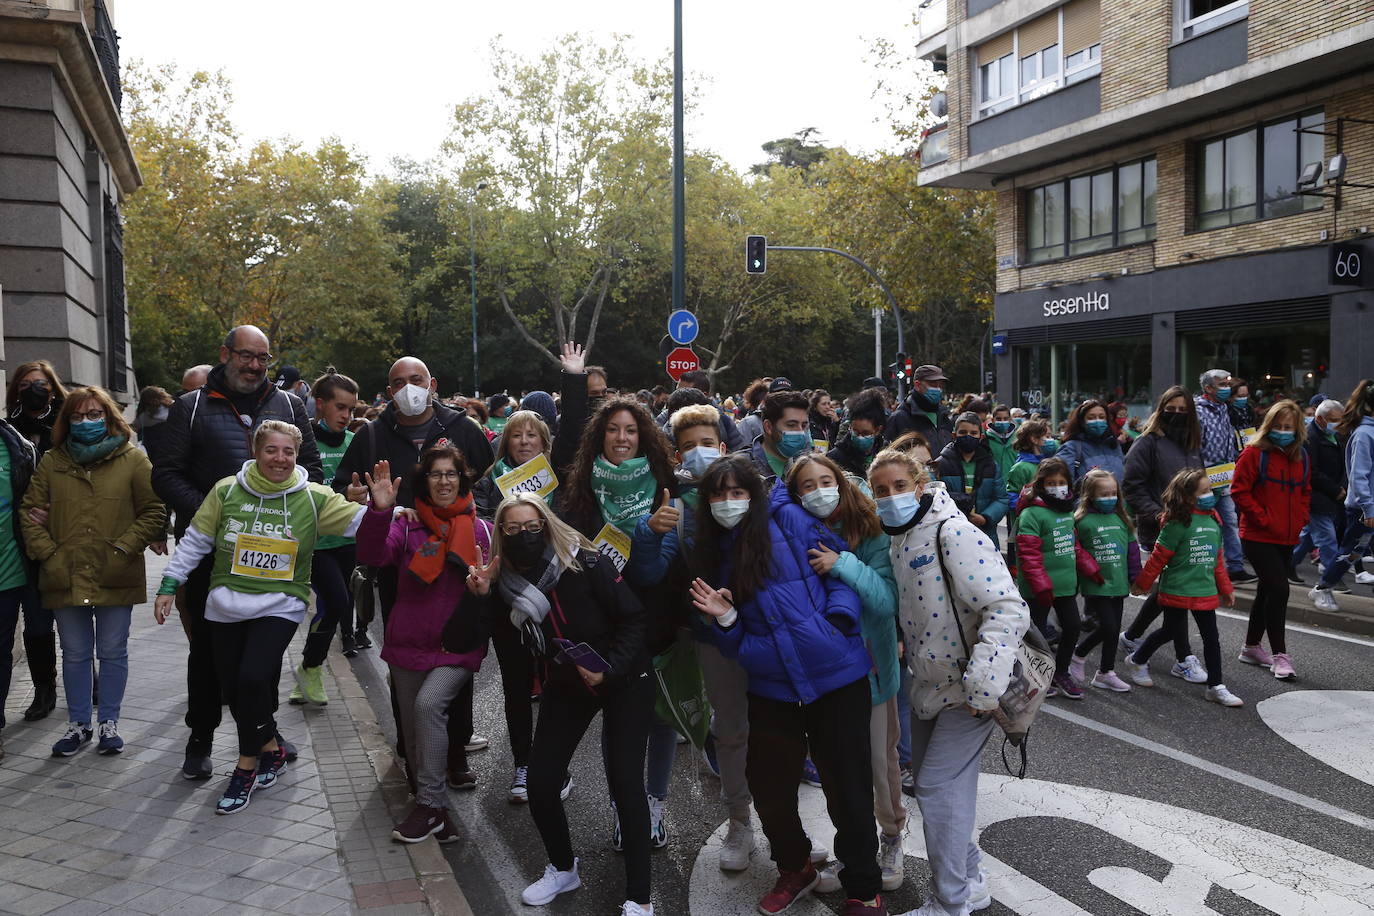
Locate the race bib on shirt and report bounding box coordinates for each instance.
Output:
[230,532,299,581]
[1206,462,1235,491]
[495,454,559,500]
[592,523,632,572]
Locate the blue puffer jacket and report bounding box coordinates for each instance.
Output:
[828,530,899,705]
[712,482,870,704]
[1055,434,1125,486]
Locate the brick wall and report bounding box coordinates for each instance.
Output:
[1250,0,1369,58]
[946,0,969,164]
[1100,0,1171,111]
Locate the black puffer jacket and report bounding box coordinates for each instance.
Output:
[884,393,953,455]
[1122,430,1204,548]
[151,364,322,534]
[1304,418,1346,517]
[827,432,883,479]
[0,417,37,572]
[332,400,494,509]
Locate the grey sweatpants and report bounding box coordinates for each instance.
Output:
[910,709,995,915]
[697,641,752,818]
[389,664,473,810]
[870,698,907,837]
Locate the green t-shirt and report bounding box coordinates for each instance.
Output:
[1155,512,1223,598]
[765,448,787,481]
[0,447,26,591]
[315,428,355,551]
[1006,457,1038,500]
[960,459,976,495]
[1076,512,1132,597]
[1016,503,1078,599]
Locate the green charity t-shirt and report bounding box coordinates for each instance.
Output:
[0,447,26,591]
[1155,513,1224,598]
[1076,512,1132,597]
[1016,504,1078,598]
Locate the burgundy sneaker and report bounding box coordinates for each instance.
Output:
[434,809,461,844]
[1049,672,1084,699]
[841,897,887,916]
[392,804,444,843]
[758,862,819,915]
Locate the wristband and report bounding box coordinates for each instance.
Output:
[156,576,181,597]
[716,607,738,628]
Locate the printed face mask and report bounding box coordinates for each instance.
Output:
[710,498,751,529]
[876,491,920,528]
[1045,484,1071,500]
[393,383,432,417]
[801,486,840,520]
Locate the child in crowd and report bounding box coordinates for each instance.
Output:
[1067,469,1141,693]
[1122,468,1242,707]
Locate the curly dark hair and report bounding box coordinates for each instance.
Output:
[693,454,772,603]
[563,396,678,521]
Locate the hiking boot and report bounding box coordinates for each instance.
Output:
[758,862,819,915]
[96,720,124,755]
[521,860,581,906]
[216,766,257,815]
[51,723,92,757]
[1170,655,1208,684]
[1237,644,1273,668]
[256,745,289,790]
[291,664,328,706]
[391,804,444,843]
[719,815,755,871]
[1205,684,1244,707]
[1271,652,1297,681]
[879,832,904,890]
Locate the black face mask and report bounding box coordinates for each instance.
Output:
[956,434,981,454]
[505,531,547,568]
[19,385,50,411]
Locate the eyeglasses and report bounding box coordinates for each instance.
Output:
[72,409,106,422]
[227,347,273,366]
[500,519,546,536]
[426,470,461,481]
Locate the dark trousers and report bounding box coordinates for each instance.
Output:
[747,676,880,901]
[1242,540,1292,654]
[209,615,297,757]
[183,555,223,744]
[1135,607,1222,686]
[0,586,25,731]
[1031,596,1081,675]
[489,615,535,765]
[303,545,356,668]
[1123,592,1193,661]
[1075,594,1124,672]
[528,674,655,905]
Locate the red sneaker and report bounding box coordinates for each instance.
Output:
[758,862,819,915]
[841,897,887,916]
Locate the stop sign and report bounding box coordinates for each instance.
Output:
[665,346,699,381]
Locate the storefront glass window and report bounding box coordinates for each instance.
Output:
[1016,337,1153,426]
[1178,319,1330,408]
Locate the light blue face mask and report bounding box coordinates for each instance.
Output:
[1041,438,1059,457]
[876,491,920,528]
[1215,387,1232,402]
[777,430,811,458]
[1267,430,1296,448]
[1233,397,1249,409]
[681,445,721,478]
[1084,419,1110,438]
[1093,497,1118,514]
[851,434,876,454]
[1197,492,1218,510]
[70,419,108,445]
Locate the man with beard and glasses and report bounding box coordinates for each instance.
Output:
[152,325,323,780]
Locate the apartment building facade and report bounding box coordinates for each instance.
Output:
[0,0,140,398]
[916,0,1374,422]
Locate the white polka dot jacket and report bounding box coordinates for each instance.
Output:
[888,484,1030,719]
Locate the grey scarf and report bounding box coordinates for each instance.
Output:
[498,545,565,655]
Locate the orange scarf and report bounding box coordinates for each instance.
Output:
[408,493,479,584]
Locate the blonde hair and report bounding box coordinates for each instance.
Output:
[1249,399,1306,459]
[252,419,302,452]
[53,386,132,446]
[669,404,720,441]
[495,410,552,463]
[493,493,594,571]
[1074,467,1134,533]
[867,447,932,490]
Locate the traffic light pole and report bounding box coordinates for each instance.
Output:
[767,245,907,400]
[671,0,685,315]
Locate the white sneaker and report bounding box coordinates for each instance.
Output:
[620,902,653,916]
[967,867,991,911]
[807,835,829,864]
[718,816,755,871]
[464,734,489,752]
[560,773,573,801]
[902,901,967,916]
[648,794,668,849]
[1309,586,1340,611]
[1355,571,1374,586]
[521,860,581,906]
[879,832,905,891]
[1121,652,1154,687]
[1206,684,1244,707]
[1171,655,1208,684]
[1118,631,1140,654]
[815,862,842,893]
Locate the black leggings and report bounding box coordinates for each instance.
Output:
[304,544,356,668]
[209,616,298,756]
[1031,596,1081,675]
[1242,539,1291,654]
[1075,595,1123,672]
[1123,592,1193,661]
[528,675,655,905]
[1134,607,1222,687]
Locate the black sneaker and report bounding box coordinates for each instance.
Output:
[183,739,213,780]
[1230,570,1258,584]
[52,723,92,757]
[256,745,289,789]
[216,766,257,815]
[354,627,373,650]
[96,720,124,755]
[341,633,358,658]
[275,732,298,762]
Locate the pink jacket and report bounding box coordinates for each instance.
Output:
[355,507,492,672]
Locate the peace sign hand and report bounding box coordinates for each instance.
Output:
[364,461,402,512]
[466,556,502,596]
[647,489,680,534]
[559,341,586,375]
[689,577,734,619]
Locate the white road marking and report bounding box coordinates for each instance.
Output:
[1257,690,1374,789]
[689,779,1374,915]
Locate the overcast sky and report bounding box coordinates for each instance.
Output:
[117,0,918,175]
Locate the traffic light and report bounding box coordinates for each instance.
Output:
[894,352,909,381]
[745,235,767,274]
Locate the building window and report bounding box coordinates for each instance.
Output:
[1178,0,1248,40]
[979,52,1016,115]
[1064,43,1100,83]
[974,0,1099,118]
[1196,111,1323,230]
[1026,158,1157,263]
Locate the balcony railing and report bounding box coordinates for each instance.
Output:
[918,123,949,167]
[917,0,948,43]
[90,0,121,111]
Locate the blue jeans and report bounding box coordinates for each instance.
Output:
[1216,491,1245,573]
[1293,512,1341,576]
[54,605,132,725]
[1319,508,1374,589]
[895,665,913,769]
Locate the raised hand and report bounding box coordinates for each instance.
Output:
[647,489,681,534]
[559,341,586,375]
[689,577,734,619]
[346,472,369,505]
[466,555,502,596]
[153,594,174,625]
[807,542,839,576]
[364,461,402,512]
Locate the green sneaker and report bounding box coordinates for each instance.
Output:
[292,664,328,706]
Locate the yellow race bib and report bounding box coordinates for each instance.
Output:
[592,524,632,572]
[495,454,559,500]
[230,533,299,581]
[1205,462,1236,491]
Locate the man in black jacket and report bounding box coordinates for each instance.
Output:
[883,364,953,455]
[151,325,323,779]
[1291,400,1348,584]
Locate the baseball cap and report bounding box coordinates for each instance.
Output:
[275,365,301,389]
[768,377,795,393]
[861,376,886,390]
[912,365,949,383]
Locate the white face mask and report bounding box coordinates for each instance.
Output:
[1046,484,1071,500]
[800,486,840,520]
[393,383,432,417]
[710,498,751,530]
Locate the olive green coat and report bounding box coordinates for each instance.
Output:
[20,441,166,609]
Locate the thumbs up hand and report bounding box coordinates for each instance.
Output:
[647,489,681,534]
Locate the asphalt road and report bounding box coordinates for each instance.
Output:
[350,600,1374,916]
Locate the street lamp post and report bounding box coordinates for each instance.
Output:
[468,181,487,397]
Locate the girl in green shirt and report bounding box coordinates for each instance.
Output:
[1068,469,1141,693]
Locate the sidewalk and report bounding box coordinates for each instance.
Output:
[1232,554,1374,637]
[0,557,469,916]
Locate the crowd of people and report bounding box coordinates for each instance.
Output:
[2,327,1373,916]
